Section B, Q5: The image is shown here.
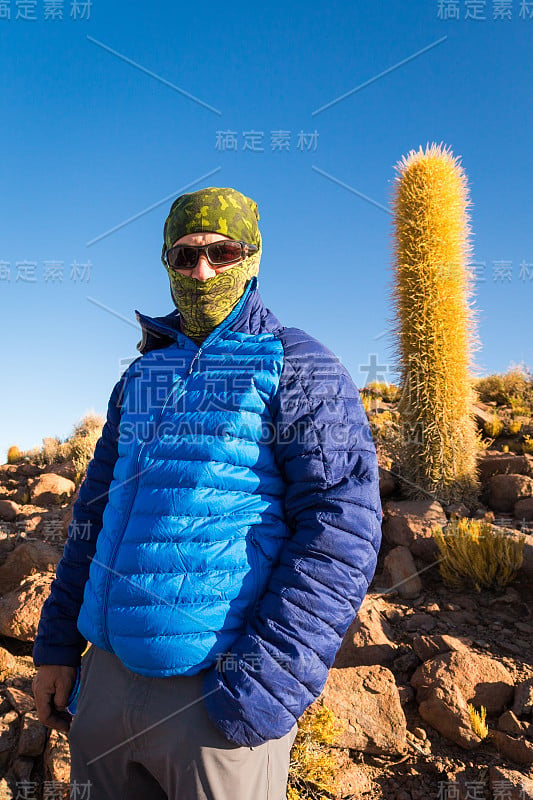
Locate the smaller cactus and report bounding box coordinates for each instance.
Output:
[7,445,21,464]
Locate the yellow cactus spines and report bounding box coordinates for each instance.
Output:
[7,445,21,464]
[389,142,482,505]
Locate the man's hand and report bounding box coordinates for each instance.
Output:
[33,665,77,733]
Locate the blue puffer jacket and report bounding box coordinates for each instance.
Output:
[33,275,383,746]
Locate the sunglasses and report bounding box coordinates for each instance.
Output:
[164,240,258,271]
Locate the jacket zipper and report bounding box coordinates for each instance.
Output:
[186,276,256,375]
[101,277,257,646]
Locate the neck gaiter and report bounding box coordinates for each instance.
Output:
[160,187,262,345]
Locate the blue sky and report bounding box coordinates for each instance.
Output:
[1,0,532,462]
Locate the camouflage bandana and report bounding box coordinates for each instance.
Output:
[160,187,262,345]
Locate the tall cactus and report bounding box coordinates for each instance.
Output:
[388,142,482,506]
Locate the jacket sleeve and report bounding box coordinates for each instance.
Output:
[32,375,126,668]
[202,327,383,746]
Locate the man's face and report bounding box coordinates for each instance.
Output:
[171,232,236,282]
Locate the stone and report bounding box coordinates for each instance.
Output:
[333,595,398,668]
[418,683,482,749]
[317,665,407,755]
[9,757,34,783]
[490,730,533,766]
[0,500,19,522]
[43,729,71,786]
[0,778,15,799]
[411,650,514,714]
[332,751,373,797]
[514,497,533,521]
[498,710,528,736]
[4,687,35,715]
[0,710,19,771]
[0,648,16,681]
[381,500,446,562]
[477,452,533,483]
[411,635,468,662]
[404,612,437,633]
[379,467,397,498]
[489,765,533,800]
[512,678,533,717]
[0,541,61,596]
[0,573,55,641]
[382,546,423,599]
[17,712,47,757]
[485,474,533,513]
[28,473,75,506]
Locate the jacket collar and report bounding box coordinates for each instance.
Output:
[135,276,283,355]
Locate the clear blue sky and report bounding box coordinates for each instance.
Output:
[1,0,532,462]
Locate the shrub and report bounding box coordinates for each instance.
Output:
[483,413,503,439]
[363,381,401,404]
[432,516,525,592]
[468,704,488,739]
[523,435,533,455]
[64,413,105,486]
[474,363,533,410]
[507,419,522,436]
[34,436,67,468]
[288,704,345,800]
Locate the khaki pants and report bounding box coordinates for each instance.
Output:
[68,644,298,800]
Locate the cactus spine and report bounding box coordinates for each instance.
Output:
[388,142,482,506]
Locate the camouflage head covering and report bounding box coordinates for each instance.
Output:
[161,187,262,345]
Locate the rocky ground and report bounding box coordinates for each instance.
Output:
[0,400,532,799]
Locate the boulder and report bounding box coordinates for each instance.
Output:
[333,595,397,668]
[514,497,533,522]
[489,765,533,800]
[477,451,533,483]
[43,729,71,787]
[418,682,482,749]
[498,710,528,736]
[0,573,55,641]
[490,730,533,766]
[381,500,446,561]
[0,648,16,681]
[411,650,514,715]
[28,473,75,506]
[485,474,533,513]
[316,665,407,755]
[0,541,61,596]
[17,712,47,757]
[4,687,35,715]
[382,546,423,599]
[512,678,533,717]
[0,500,19,522]
[379,467,396,498]
[411,634,469,662]
[332,752,373,797]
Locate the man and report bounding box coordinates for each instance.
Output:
[32,186,383,800]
